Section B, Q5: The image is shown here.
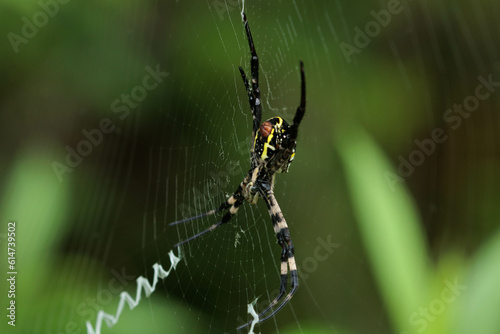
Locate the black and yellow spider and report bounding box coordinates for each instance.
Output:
[170,12,305,330]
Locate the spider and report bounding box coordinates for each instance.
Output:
[170,12,305,330]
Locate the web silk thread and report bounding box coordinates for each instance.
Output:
[86,248,182,334]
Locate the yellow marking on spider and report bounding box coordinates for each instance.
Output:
[276,117,283,127]
[261,127,275,160]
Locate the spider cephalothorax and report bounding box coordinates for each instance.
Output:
[253,117,296,174]
[170,11,305,330]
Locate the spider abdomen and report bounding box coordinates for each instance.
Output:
[253,116,296,174]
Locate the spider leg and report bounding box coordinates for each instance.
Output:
[259,191,299,318]
[241,12,262,143]
[170,186,244,247]
[173,209,238,247]
[239,67,256,133]
[290,61,306,141]
[237,188,298,330]
[169,200,229,226]
[239,67,254,108]
[169,210,217,226]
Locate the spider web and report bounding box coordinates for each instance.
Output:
[140,2,328,332]
[18,0,500,334]
[119,1,360,332]
[85,1,419,333]
[81,1,349,333]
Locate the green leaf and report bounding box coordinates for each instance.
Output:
[452,229,500,334]
[336,124,431,333]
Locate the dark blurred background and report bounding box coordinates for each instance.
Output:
[1,1,499,333]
